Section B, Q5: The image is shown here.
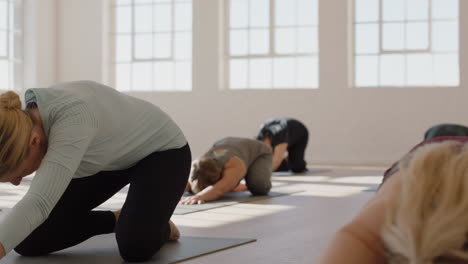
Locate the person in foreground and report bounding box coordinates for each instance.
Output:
[180,137,272,205]
[256,117,309,173]
[0,80,191,262]
[317,136,468,264]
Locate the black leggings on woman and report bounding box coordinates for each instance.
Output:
[14,144,191,262]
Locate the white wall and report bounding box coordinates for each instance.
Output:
[26,0,468,166]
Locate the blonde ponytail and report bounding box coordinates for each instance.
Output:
[382,141,468,264]
[0,91,33,177]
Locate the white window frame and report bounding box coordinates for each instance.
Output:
[223,0,319,90]
[352,0,459,88]
[109,0,192,92]
[0,0,22,91]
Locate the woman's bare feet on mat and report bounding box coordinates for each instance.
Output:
[169,220,180,241]
[232,183,248,192]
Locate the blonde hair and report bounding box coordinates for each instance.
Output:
[188,157,223,193]
[0,91,33,176]
[382,141,468,264]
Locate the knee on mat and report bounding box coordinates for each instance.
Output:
[15,245,49,257]
[291,166,307,173]
[119,241,164,262]
[290,161,307,173]
[248,184,271,196]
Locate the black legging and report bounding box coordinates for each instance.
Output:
[276,121,309,173]
[14,144,191,262]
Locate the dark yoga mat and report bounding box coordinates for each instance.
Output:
[175,189,302,215]
[2,235,256,264]
[272,169,332,176]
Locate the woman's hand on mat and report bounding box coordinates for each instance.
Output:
[179,195,205,205]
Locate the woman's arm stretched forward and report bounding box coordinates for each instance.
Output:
[316,171,402,264]
[180,157,247,204]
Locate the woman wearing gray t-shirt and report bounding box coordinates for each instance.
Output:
[180,137,272,205]
[0,81,190,262]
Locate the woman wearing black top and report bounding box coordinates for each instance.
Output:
[256,118,309,173]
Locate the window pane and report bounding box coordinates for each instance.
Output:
[0,30,7,57]
[0,60,8,89]
[297,0,317,26]
[116,6,132,33]
[432,21,458,52]
[382,23,404,50]
[0,1,7,29]
[13,1,22,32]
[154,33,171,58]
[406,0,429,21]
[380,54,405,86]
[276,0,296,26]
[230,29,248,55]
[132,62,153,90]
[249,58,272,88]
[175,2,192,31]
[406,54,432,86]
[298,27,317,53]
[154,61,174,90]
[355,24,378,54]
[230,0,248,28]
[134,5,153,32]
[273,58,295,88]
[135,0,153,3]
[230,59,248,89]
[382,0,404,21]
[154,4,171,32]
[297,57,318,88]
[134,34,153,59]
[174,32,191,59]
[115,0,132,5]
[406,22,429,50]
[355,0,379,23]
[276,28,296,54]
[249,29,269,54]
[115,63,132,91]
[116,35,132,62]
[432,0,458,19]
[250,0,269,27]
[175,61,191,91]
[355,55,378,87]
[154,0,171,2]
[433,54,459,86]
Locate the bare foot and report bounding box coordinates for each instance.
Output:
[168,220,180,241]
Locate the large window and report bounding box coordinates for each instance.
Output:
[0,0,22,90]
[226,0,319,90]
[111,0,192,92]
[354,0,459,87]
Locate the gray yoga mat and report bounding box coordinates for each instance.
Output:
[175,189,301,215]
[272,169,332,176]
[2,235,256,264]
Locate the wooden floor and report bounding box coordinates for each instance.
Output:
[0,166,384,264]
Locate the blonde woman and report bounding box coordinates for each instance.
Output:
[317,136,468,264]
[180,137,272,205]
[0,81,190,262]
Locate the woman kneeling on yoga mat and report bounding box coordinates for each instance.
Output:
[180,137,272,205]
[256,117,309,173]
[0,80,191,262]
[317,136,468,264]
